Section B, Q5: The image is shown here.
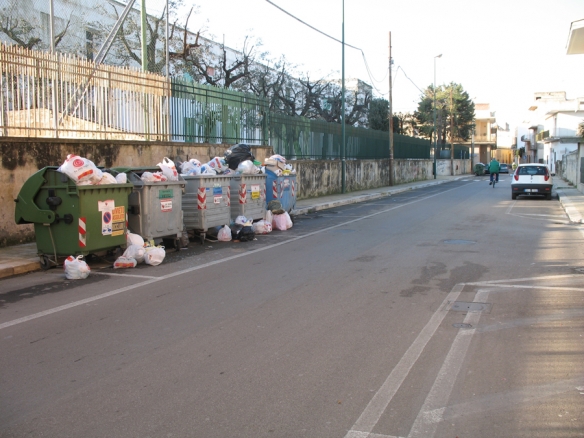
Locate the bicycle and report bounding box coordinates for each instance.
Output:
[489,172,499,187]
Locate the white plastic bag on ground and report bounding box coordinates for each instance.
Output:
[127,232,145,248]
[123,244,145,264]
[264,209,273,224]
[114,256,137,269]
[58,154,103,185]
[63,255,91,279]
[284,211,293,229]
[157,157,179,181]
[144,246,166,266]
[253,220,272,234]
[217,225,232,242]
[272,214,288,231]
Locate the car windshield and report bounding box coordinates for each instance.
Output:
[518,166,547,176]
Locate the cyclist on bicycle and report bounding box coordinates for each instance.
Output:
[489,158,500,185]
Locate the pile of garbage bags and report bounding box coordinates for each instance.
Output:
[113,232,166,270]
[58,154,127,185]
[178,144,263,177]
[57,154,183,185]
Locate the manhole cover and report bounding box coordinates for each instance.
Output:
[450,301,492,313]
[443,239,476,245]
[453,323,473,329]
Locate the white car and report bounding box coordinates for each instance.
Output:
[511,163,553,200]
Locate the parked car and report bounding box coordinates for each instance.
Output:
[511,164,553,200]
[499,163,509,173]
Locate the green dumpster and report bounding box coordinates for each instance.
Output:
[14,167,134,269]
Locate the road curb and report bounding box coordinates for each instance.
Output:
[556,189,584,224]
[291,179,451,216]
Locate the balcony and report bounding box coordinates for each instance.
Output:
[474,133,494,142]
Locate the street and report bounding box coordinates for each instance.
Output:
[1,177,583,438]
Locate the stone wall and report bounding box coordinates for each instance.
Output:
[1,137,470,246]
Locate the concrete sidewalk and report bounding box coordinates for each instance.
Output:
[1,175,582,279]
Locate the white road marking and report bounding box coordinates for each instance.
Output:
[343,284,464,438]
[0,185,464,331]
[91,271,158,279]
[434,378,584,422]
[468,273,584,284]
[407,289,489,438]
[466,283,584,292]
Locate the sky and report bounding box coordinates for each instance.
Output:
[173,0,584,128]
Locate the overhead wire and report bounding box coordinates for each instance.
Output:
[265,0,387,94]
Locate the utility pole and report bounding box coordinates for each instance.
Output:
[450,87,454,176]
[388,32,394,186]
[341,0,346,193]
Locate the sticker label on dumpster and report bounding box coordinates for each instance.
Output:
[98,199,115,211]
[99,200,115,235]
[159,189,173,199]
[102,211,112,235]
[111,206,125,236]
[214,195,222,204]
[161,199,172,212]
[282,179,290,190]
[213,187,222,196]
[251,184,260,200]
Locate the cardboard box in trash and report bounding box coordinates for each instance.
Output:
[264,158,286,173]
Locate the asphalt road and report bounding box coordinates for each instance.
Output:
[1,177,583,438]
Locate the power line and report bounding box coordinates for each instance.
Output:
[264,0,386,92]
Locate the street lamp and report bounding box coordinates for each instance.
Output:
[433,54,442,179]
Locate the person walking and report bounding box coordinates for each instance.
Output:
[489,158,500,185]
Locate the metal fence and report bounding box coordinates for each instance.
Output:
[170,79,268,144]
[270,113,431,159]
[1,43,433,159]
[0,44,169,140]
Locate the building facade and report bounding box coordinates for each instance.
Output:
[519,91,584,173]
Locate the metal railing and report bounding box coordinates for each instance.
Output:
[170,79,268,144]
[1,43,432,160]
[0,43,169,140]
[269,113,431,159]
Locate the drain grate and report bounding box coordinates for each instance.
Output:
[450,301,492,313]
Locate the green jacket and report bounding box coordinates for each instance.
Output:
[489,160,500,173]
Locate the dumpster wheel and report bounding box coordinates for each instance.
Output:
[39,255,57,270]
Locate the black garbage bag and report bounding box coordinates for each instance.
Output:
[230,224,255,242]
[238,226,255,242]
[230,224,243,240]
[224,143,255,170]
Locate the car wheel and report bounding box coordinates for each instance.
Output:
[545,193,552,200]
[511,193,517,200]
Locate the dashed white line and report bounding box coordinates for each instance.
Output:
[407,290,488,438]
[343,284,464,438]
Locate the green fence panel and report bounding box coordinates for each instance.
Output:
[269,113,431,160]
[170,78,268,144]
